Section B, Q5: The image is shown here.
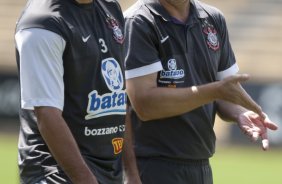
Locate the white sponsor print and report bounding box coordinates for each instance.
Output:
[160,59,185,79]
[84,125,125,136]
[101,58,124,92]
[85,90,126,119]
[85,58,126,120]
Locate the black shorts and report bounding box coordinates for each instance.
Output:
[137,157,213,184]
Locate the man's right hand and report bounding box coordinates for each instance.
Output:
[216,74,265,119]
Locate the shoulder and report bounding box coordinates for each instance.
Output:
[99,0,123,15]
[194,0,229,33]
[16,0,67,37]
[196,0,226,21]
[124,1,154,22]
[124,1,158,34]
[99,0,124,24]
[15,28,66,57]
[123,1,143,18]
[102,0,121,7]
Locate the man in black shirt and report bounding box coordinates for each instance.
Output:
[15,0,126,183]
[123,0,278,183]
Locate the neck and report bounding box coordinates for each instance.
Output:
[75,0,93,4]
[160,0,190,23]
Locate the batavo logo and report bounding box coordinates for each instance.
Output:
[160,59,185,80]
[85,58,126,120]
[112,138,124,155]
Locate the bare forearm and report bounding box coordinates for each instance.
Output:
[128,73,264,121]
[35,107,98,184]
[130,82,218,121]
[216,100,247,123]
[122,106,141,184]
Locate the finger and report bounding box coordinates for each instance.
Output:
[261,131,269,151]
[241,126,253,138]
[240,92,265,120]
[234,83,264,119]
[253,105,265,120]
[233,74,250,83]
[263,116,279,130]
[249,126,260,141]
[252,132,259,141]
[246,129,254,138]
[243,98,264,119]
[262,139,269,151]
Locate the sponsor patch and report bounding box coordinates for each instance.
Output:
[101,58,124,91]
[112,138,123,155]
[84,125,125,136]
[167,84,176,88]
[85,58,126,120]
[160,59,185,79]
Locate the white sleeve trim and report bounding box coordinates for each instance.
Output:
[125,61,163,79]
[216,63,239,80]
[15,28,66,111]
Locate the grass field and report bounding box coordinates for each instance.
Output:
[211,146,282,184]
[0,134,281,184]
[0,134,19,184]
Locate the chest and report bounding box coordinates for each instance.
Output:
[157,18,222,87]
[65,10,124,62]
[60,6,125,92]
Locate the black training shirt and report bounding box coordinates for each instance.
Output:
[16,0,126,183]
[124,0,238,160]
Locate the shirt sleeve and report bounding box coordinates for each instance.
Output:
[216,13,239,80]
[15,28,66,110]
[124,16,163,79]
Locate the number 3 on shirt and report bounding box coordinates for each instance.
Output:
[99,38,108,53]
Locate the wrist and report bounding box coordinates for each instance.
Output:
[69,164,98,184]
[211,80,222,100]
[197,81,221,101]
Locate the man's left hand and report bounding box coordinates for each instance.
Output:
[238,111,279,150]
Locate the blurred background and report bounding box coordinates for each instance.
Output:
[0,0,281,183]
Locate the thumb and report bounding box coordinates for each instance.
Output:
[233,74,250,83]
[264,116,279,130]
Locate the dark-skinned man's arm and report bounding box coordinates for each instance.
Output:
[35,107,98,184]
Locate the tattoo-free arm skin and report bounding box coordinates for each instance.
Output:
[35,107,98,184]
[122,106,142,184]
[126,73,263,121]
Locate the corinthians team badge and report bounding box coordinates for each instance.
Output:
[106,17,124,44]
[202,19,220,51]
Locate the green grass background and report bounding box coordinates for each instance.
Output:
[211,146,282,184]
[0,134,281,184]
[0,134,19,184]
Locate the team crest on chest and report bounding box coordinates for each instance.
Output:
[106,17,124,44]
[202,19,220,51]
